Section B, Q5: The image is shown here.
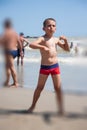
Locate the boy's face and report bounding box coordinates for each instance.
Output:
[43,20,56,34]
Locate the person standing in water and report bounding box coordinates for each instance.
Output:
[17,32,29,66]
[0,18,23,87]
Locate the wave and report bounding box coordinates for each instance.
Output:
[58,57,87,66]
[0,53,86,66]
[12,56,87,66]
[69,39,87,56]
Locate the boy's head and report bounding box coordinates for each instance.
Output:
[19,32,24,37]
[43,18,56,27]
[43,18,56,34]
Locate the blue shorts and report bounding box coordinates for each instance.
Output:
[5,50,18,58]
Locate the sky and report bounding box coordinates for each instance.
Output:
[0,0,87,37]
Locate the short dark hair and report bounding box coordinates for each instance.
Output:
[19,32,24,36]
[3,18,12,28]
[43,18,56,27]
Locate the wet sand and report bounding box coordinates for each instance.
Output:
[0,87,87,130]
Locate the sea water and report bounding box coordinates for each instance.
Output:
[0,37,87,94]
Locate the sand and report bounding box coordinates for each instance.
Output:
[0,87,87,130]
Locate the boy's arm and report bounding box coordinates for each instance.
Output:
[29,37,49,51]
[57,36,70,51]
[23,38,29,47]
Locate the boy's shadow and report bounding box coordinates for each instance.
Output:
[0,109,58,123]
[0,108,87,124]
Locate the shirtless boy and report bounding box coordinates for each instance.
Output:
[0,19,23,87]
[28,18,70,114]
[17,32,29,66]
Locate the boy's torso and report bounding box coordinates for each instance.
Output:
[40,36,59,65]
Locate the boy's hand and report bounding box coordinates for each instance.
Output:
[43,46,49,51]
[59,36,67,41]
[20,51,24,58]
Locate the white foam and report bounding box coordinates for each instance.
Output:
[58,57,87,66]
[15,57,41,63]
[14,56,87,66]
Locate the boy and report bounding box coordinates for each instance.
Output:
[28,18,70,114]
[17,32,29,66]
[0,18,23,87]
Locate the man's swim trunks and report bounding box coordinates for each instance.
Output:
[40,63,60,75]
[5,50,18,58]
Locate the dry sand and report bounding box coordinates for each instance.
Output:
[0,87,87,130]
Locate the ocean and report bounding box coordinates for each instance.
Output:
[0,37,87,94]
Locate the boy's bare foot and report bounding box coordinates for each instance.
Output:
[27,106,34,113]
[58,110,65,116]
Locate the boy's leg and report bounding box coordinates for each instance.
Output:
[17,57,20,66]
[21,57,23,66]
[21,49,24,66]
[52,74,64,114]
[28,74,48,112]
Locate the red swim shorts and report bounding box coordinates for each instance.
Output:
[40,63,60,75]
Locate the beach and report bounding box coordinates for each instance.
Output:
[0,87,87,130]
[0,37,87,130]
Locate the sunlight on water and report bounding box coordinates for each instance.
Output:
[0,37,87,94]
